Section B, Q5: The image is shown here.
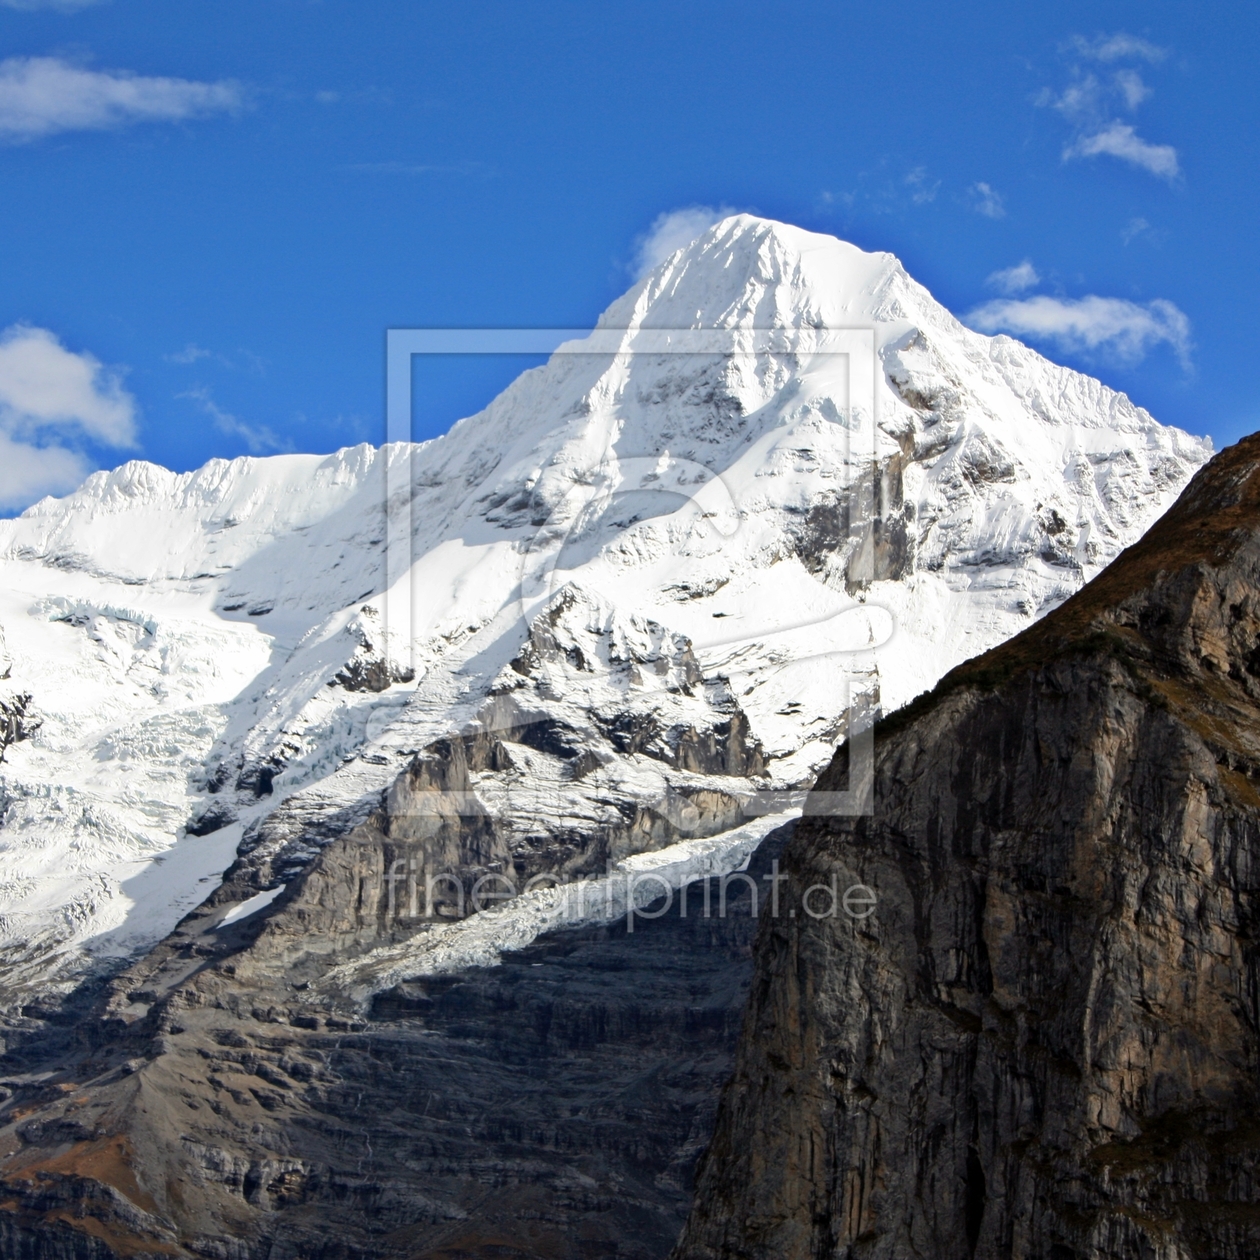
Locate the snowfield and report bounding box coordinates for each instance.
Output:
[0,215,1210,1002]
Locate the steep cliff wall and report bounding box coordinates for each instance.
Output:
[676,433,1260,1260]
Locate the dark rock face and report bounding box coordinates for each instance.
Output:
[186,803,237,838]
[675,434,1260,1258]
[0,823,789,1258]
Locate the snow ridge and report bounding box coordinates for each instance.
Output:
[0,215,1210,1001]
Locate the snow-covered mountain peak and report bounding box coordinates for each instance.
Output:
[0,216,1211,1007]
[608,215,930,335]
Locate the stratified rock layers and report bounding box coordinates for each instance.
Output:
[676,434,1260,1260]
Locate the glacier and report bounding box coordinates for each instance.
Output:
[0,215,1209,1010]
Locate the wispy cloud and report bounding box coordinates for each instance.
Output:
[816,163,952,220]
[179,386,290,455]
[0,0,102,8]
[1122,216,1151,244]
[631,205,740,280]
[1041,33,1179,182]
[986,260,1040,295]
[904,166,940,205]
[1064,122,1179,180]
[1121,216,1166,247]
[815,189,853,211]
[165,343,214,365]
[1113,69,1151,110]
[1070,33,1167,64]
[967,294,1191,368]
[164,342,265,373]
[344,159,492,176]
[968,181,1005,219]
[0,56,242,141]
[0,324,137,510]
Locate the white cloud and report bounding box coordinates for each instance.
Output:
[1042,75,1102,123]
[0,432,87,511]
[1047,69,1153,122]
[165,343,265,373]
[1113,69,1151,110]
[0,56,241,141]
[1065,122,1180,180]
[1122,216,1162,245]
[632,205,740,280]
[0,325,136,444]
[1042,35,1179,183]
[165,343,213,365]
[904,167,940,205]
[0,0,101,8]
[986,261,1040,295]
[969,182,1006,218]
[966,294,1191,368]
[0,324,137,511]
[179,386,289,455]
[1071,33,1168,64]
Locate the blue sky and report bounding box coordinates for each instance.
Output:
[0,0,1255,510]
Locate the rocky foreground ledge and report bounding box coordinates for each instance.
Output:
[675,433,1260,1259]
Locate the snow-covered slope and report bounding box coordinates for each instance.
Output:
[0,216,1209,1002]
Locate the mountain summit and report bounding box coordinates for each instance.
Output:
[0,215,1206,1011]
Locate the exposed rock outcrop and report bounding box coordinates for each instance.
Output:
[675,433,1260,1258]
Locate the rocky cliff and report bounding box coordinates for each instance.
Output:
[675,433,1260,1259]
